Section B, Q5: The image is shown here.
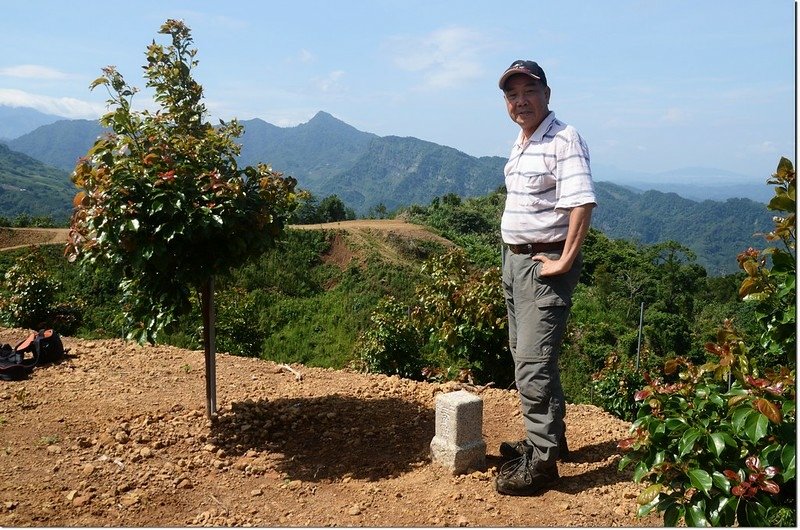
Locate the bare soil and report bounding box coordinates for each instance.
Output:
[0,327,662,527]
[0,221,662,527]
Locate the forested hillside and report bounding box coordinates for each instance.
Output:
[6,118,106,171]
[592,182,772,274]
[0,143,74,222]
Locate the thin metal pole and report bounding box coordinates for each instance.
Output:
[202,276,217,417]
[636,302,644,371]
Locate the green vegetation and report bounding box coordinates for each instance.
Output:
[0,143,73,223]
[618,158,796,526]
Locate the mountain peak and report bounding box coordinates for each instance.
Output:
[307,111,345,125]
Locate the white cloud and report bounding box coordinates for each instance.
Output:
[314,70,345,94]
[660,107,690,124]
[0,88,104,119]
[0,64,69,80]
[750,140,779,154]
[297,49,314,63]
[385,26,490,89]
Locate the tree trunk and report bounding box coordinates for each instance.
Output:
[201,276,217,417]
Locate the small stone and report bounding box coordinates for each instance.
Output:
[348,504,362,516]
[176,478,193,489]
[457,516,470,527]
[120,493,140,507]
[250,489,263,497]
[81,463,96,476]
[114,432,129,444]
[46,445,61,454]
[140,447,153,458]
[72,495,90,507]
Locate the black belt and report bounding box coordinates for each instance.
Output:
[507,240,565,255]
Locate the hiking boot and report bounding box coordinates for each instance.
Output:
[499,439,531,460]
[495,449,559,496]
[499,435,570,462]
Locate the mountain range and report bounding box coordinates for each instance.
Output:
[0,107,775,274]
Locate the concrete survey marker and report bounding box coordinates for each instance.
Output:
[430,390,486,474]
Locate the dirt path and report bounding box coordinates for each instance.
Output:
[0,328,661,527]
[0,227,70,251]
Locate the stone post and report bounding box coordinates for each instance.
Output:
[430,390,486,474]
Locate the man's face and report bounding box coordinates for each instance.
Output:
[503,74,551,138]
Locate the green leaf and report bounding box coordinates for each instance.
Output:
[707,495,736,526]
[711,470,730,494]
[744,412,769,444]
[665,417,689,432]
[743,499,769,526]
[708,393,725,408]
[781,444,796,480]
[687,468,713,497]
[731,406,753,432]
[637,494,660,518]
[679,428,703,456]
[685,499,710,527]
[664,504,683,527]
[637,483,662,505]
[707,432,726,457]
[618,454,634,471]
[633,461,649,483]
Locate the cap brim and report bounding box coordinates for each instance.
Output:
[498,70,541,90]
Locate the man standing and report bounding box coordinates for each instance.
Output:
[495,60,596,496]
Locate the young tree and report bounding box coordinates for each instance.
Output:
[67,20,297,415]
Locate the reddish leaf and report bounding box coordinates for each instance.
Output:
[753,397,782,424]
[723,469,740,481]
[617,437,635,451]
[761,480,780,495]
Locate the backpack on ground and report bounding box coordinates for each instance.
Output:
[0,341,36,381]
[16,329,65,365]
[0,329,65,381]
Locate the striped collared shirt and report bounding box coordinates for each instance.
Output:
[501,112,596,244]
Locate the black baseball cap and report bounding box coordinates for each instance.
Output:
[498,60,547,89]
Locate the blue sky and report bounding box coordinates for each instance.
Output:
[1,0,796,182]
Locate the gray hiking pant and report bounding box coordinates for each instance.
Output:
[502,247,582,467]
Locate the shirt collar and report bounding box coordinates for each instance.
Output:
[515,111,556,147]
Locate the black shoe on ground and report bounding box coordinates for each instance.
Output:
[499,436,570,462]
[499,439,531,460]
[495,450,559,496]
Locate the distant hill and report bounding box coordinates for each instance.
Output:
[0,105,62,140]
[592,164,774,204]
[6,119,107,171]
[1,110,776,273]
[592,182,771,274]
[238,112,378,188]
[0,143,74,222]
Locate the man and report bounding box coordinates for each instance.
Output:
[495,60,596,496]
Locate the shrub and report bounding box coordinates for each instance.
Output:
[355,249,511,385]
[0,247,60,329]
[619,158,796,527]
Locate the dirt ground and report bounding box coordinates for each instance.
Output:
[0,327,663,527]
